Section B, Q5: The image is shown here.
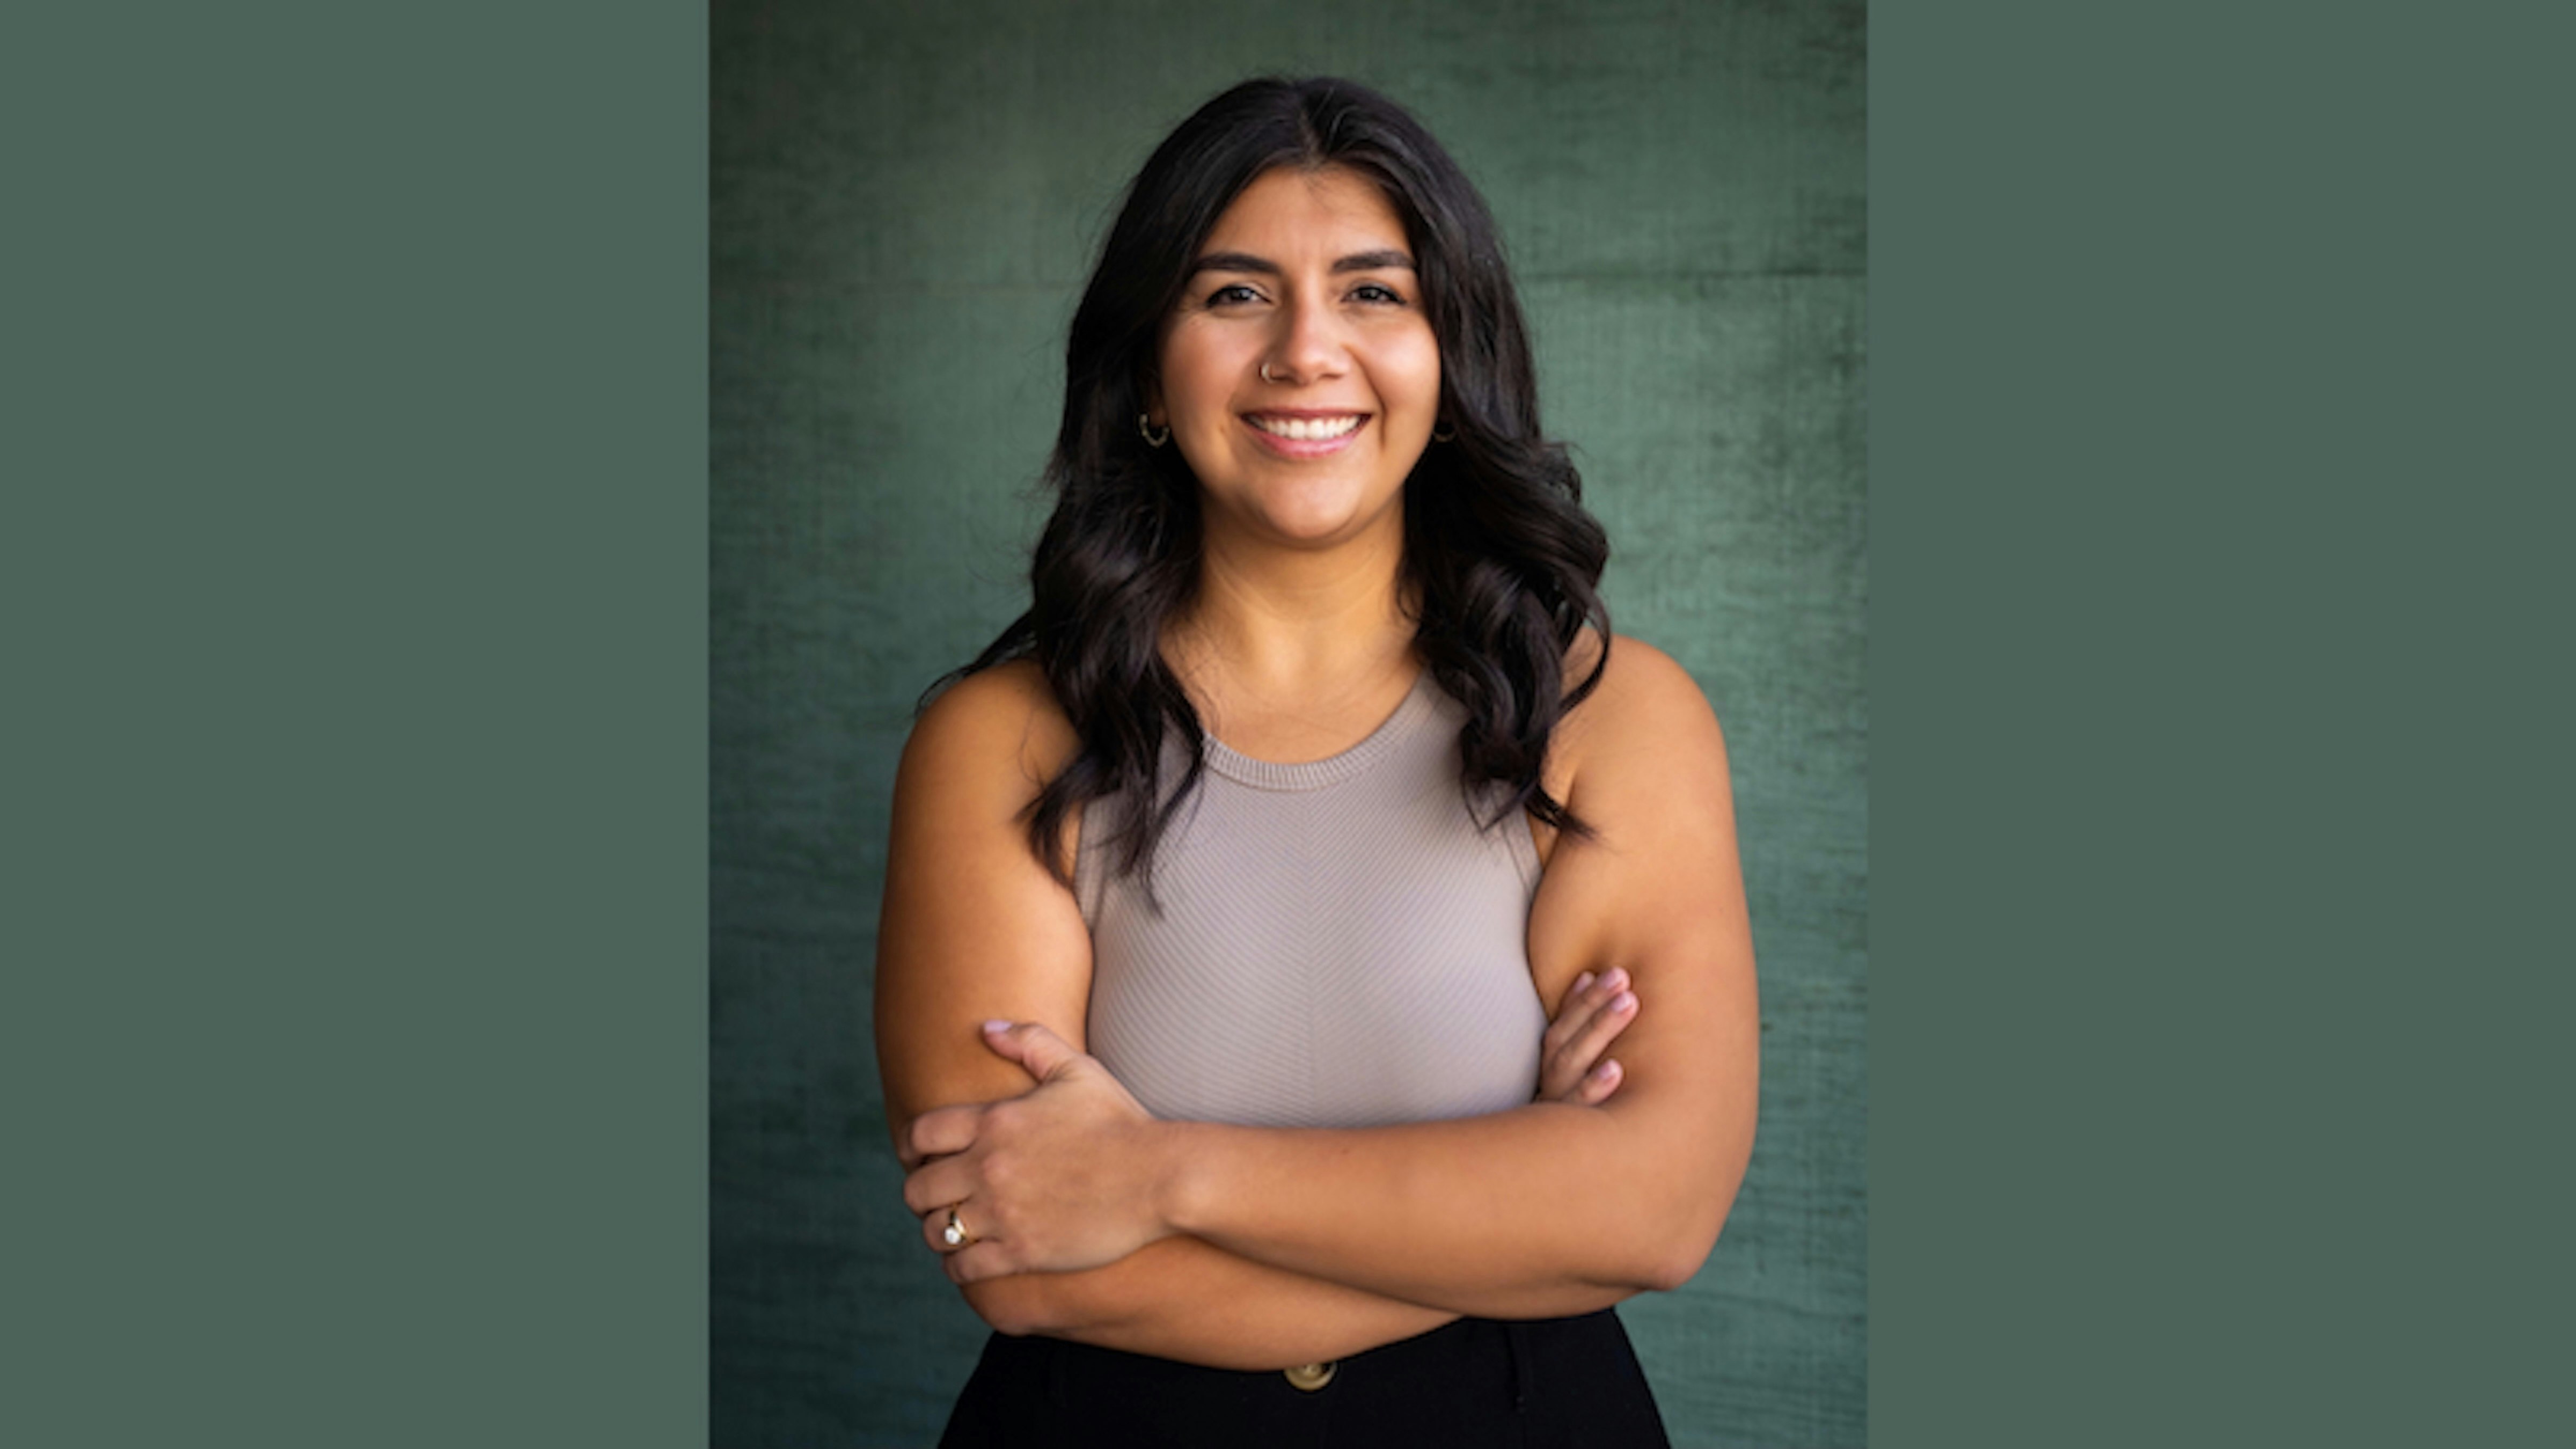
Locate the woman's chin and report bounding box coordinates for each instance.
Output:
[1221,481,1397,548]
[1249,505,1384,550]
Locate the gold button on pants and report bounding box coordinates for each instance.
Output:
[1282,1360,1337,1391]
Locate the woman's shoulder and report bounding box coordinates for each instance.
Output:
[1564,630,1715,715]
[903,658,1080,803]
[1556,631,1726,780]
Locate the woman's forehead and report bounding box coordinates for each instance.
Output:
[1199,166,1409,259]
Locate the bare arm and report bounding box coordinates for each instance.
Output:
[875,662,1636,1367]
[949,970,1642,1367]
[905,639,1758,1317]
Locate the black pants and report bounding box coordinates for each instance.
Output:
[939,1309,1670,1448]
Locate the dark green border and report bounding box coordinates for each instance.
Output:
[9,4,706,1445]
[1876,2,2567,1445]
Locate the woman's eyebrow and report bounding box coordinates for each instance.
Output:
[1185,248,1418,277]
[1331,248,1416,273]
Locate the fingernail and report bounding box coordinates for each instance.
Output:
[1603,968,1629,992]
[1573,971,1596,993]
[1590,1059,1619,1080]
[982,1020,1013,1034]
[1611,991,1637,1014]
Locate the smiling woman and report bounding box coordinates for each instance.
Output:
[873,76,1755,1447]
[1149,167,1444,553]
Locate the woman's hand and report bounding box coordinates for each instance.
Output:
[901,1021,1175,1284]
[904,972,1637,1284]
[1538,967,1639,1104]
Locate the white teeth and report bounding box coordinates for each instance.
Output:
[1252,414,1362,441]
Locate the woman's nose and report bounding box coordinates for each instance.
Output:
[1263,293,1350,385]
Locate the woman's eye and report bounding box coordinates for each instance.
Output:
[1350,282,1406,305]
[1206,283,1262,306]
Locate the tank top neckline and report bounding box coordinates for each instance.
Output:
[1199,668,1438,793]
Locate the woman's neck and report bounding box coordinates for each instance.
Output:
[1168,522,1418,727]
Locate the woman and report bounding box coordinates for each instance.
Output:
[875,77,1756,1445]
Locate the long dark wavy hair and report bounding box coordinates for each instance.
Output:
[943,76,1611,891]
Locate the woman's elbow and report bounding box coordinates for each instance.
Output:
[1585,1237,1708,1299]
[1605,1208,1724,1295]
[1642,1224,1723,1293]
[1628,1166,1742,1292]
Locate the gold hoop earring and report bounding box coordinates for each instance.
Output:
[1138,413,1170,448]
[1432,422,1457,443]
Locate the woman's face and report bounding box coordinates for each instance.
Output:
[1151,165,1442,551]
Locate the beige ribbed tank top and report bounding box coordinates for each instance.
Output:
[1074,670,1548,1129]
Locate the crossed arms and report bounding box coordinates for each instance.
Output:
[873,640,1756,1370]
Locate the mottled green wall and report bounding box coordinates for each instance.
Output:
[713,2,1864,1444]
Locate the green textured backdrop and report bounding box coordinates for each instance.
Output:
[712,3,1864,1443]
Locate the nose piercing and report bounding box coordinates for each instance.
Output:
[1260,361,1277,383]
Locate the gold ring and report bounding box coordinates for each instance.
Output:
[941,1205,971,1250]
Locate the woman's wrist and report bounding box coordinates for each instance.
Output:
[1144,1118,1215,1240]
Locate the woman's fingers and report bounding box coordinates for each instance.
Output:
[905,1103,982,1167]
[1565,1057,1622,1106]
[1539,971,1598,1053]
[978,1019,1088,1082]
[921,1203,966,1254]
[1536,969,1604,1085]
[1553,991,1637,1099]
[1539,968,1637,1102]
[1538,972,1605,1097]
[943,1239,1014,1285]
[898,1050,1170,1275]
[920,1202,1015,1276]
[902,1151,977,1218]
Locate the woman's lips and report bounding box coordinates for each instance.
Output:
[1243,412,1368,458]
